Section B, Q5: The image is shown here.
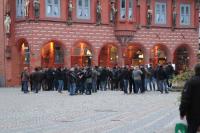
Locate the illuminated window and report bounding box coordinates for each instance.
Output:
[77,0,90,19]
[54,46,64,64]
[16,0,25,17]
[180,4,190,25]
[46,0,60,17]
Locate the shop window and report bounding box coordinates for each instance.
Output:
[155,2,166,24]
[180,4,190,26]
[46,0,60,17]
[16,0,25,17]
[120,0,126,20]
[77,0,90,19]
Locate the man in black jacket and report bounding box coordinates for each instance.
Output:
[179,64,200,133]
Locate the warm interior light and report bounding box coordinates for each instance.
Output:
[86,49,92,56]
[50,42,54,50]
[80,43,84,56]
[138,54,144,59]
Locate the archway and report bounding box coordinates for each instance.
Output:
[150,44,169,67]
[174,45,190,72]
[16,39,30,73]
[71,42,93,67]
[99,44,118,67]
[124,44,145,66]
[41,41,64,68]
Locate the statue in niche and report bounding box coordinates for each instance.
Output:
[172,0,177,30]
[33,0,40,22]
[110,1,117,25]
[146,0,152,28]
[24,0,30,17]
[196,0,200,9]
[4,12,11,35]
[96,0,102,26]
[67,0,73,25]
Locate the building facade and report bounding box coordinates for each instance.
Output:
[0,0,199,86]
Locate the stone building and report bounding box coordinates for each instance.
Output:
[0,0,199,86]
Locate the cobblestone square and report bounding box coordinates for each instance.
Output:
[0,88,180,133]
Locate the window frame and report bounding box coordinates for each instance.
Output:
[45,0,61,17]
[155,2,167,25]
[120,0,126,20]
[128,0,133,20]
[180,4,191,26]
[76,0,91,20]
[16,0,25,18]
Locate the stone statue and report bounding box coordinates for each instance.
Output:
[196,0,200,9]
[110,2,117,24]
[146,9,152,28]
[4,13,11,34]
[172,0,177,30]
[33,0,40,21]
[24,0,30,17]
[96,0,102,25]
[67,0,73,25]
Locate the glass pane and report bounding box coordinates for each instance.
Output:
[78,0,82,7]
[84,8,88,17]
[47,5,52,15]
[78,8,83,17]
[181,6,184,14]
[129,0,132,8]
[121,9,126,19]
[54,6,59,16]
[54,0,58,4]
[122,0,125,8]
[162,4,165,13]
[85,0,88,7]
[186,6,189,15]
[48,0,51,4]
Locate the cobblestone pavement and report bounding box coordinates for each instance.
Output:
[0,88,180,133]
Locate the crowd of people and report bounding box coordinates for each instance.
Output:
[21,63,175,95]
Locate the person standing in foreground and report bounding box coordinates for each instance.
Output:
[21,67,29,93]
[179,63,200,133]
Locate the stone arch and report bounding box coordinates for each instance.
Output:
[71,40,94,67]
[173,44,193,71]
[98,43,119,67]
[41,40,65,68]
[150,43,171,67]
[124,43,146,66]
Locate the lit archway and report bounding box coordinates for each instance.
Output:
[124,44,145,66]
[71,42,93,67]
[16,39,30,72]
[174,44,190,72]
[150,44,169,67]
[99,44,118,67]
[41,41,64,68]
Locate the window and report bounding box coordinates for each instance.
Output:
[155,2,166,24]
[46,0,60,17]
[77,0,90,19]
[120,0,126,19]
[54,46,64,64]
[128,0,133,20]
[16,0,25,17]
[24,47,30,64]
[180,4,190,25]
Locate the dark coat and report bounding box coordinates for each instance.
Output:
[179,75,200,120]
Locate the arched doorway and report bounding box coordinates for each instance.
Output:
[174,45,190,72]
[124,45,144,66]
[71,42,93,67]
[41,41,64,68]
[99,44,118,67]
[150,44,168,67]
[17,39,30,73]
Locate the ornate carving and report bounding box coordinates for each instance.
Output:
[172,0,177,30]
[24,0,30,18]
[146,0,152,28]
[96,0,102,26]
[196,0,200,9]
[67,0,73,25]
[4,12,11,35]
[33,0,40,22]
[110,1,117,25]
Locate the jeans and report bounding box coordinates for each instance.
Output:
[22,81,29,93]
[134,80,142,93]
[69,83,76,95]
[92,80,97,92]
[58,80,64,92]
[123,80,129,94]
[158,80,168,93]
[100,80,107,91]
[86,82,92,95]
[145,78,152,91]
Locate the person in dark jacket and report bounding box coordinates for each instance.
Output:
[21,67,29,93]
[179,64,200,133]
[156,65,168,93]
[31,67,42,93]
